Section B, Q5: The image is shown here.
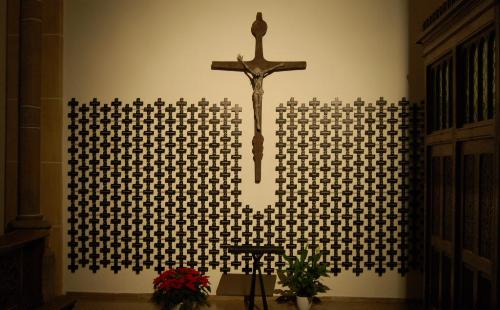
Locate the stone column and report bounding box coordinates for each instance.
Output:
[10,0,49,229]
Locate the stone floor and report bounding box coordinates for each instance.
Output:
[73,295,419,310]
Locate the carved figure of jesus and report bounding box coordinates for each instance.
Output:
[211,12,306,183]
[237,54,283,131]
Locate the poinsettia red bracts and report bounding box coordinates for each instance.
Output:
[152,267,211,309]
[154,267,210,292]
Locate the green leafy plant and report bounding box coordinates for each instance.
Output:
[152,267,211,310]
[276,249,329,302]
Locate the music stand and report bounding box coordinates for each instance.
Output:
[226,245,285,310]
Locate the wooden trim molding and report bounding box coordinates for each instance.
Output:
[66,292,416,304]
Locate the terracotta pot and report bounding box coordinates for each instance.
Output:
[296,296,312,310]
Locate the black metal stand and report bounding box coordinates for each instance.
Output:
[248,252,268,310]
[227,245,284,310]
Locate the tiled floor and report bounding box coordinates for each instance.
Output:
[74,295,419,310]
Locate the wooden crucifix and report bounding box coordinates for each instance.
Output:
[211,12,306,183]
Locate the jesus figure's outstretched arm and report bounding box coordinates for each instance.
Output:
[237,54,257,76]
[263,63,284,77]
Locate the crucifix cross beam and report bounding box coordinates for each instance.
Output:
[211,12,306,183]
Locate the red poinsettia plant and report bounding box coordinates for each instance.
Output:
[152,267,211,310]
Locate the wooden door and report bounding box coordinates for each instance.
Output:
[427,144,455,309]
[458,140,495,309]
[420,2,499,308]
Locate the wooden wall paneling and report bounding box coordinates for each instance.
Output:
[420,2,498,308]
[450,47,459,310]
[426,65,433,135]
[456,25,496,127]
[420,1,494,63]
[424,144,431,309]
[460,139,495,308]
[427,143,454,309]
[493,6,500,309]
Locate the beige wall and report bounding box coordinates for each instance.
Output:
[0,0,6,235]
[63,0,411,298]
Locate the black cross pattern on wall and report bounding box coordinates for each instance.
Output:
[67,97,424,276]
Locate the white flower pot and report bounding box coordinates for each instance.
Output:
[172,303,182,310]
[296,296,312,310]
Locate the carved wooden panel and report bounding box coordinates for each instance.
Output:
[442,157,453,241]
[462,154,476,252]
[478,274,492,309]
[441,255,452,309]
[479,153,494,259]
[460,140,495,308]
[462,264,474,309]
[458,26,496,125]
[431,157,442,236]
[427,54,453,132]
[430,249,440,307]
[429,153,453,241]
[0,251,22,308]
[428,145,454,309]
[421,1,499,308]
[0,231,47,309]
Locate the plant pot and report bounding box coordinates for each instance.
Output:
[172,303,182,310]
[296,296,312,310]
